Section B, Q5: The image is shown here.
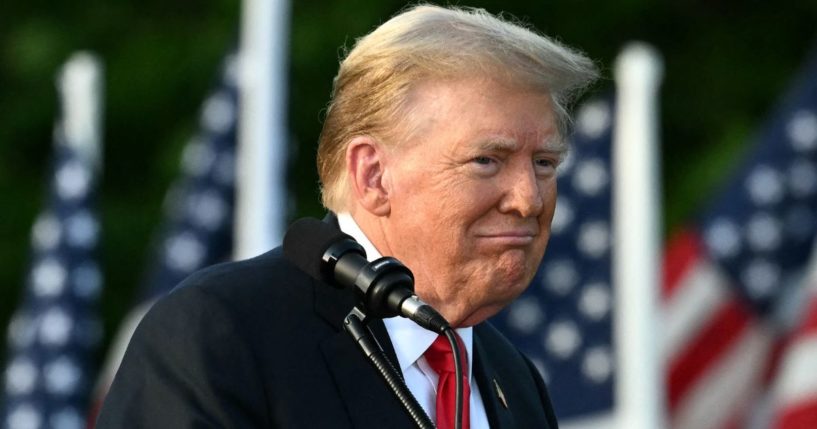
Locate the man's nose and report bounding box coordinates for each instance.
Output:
[498,166,544,217]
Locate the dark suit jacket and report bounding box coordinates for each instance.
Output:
[97,246,559,428]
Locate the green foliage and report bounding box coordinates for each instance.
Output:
[1,0,816,362]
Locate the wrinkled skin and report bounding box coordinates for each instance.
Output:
[350,76,561,327]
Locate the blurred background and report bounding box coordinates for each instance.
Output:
[2,0,817,428]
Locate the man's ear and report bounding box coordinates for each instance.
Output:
[346,136,391,216]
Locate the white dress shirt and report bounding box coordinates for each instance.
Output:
[338,213,490,429]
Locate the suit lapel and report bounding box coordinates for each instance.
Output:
[473,326,517,429]
[319,328,415,429]
[312,212,414,428]
[314,273,411,429]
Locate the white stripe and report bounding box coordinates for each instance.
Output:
[662,258,730,359]
[673,324,773,429]
[772,334,817,406]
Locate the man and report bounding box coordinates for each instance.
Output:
[97,4,597,428]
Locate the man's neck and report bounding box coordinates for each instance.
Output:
[337,212,475,380]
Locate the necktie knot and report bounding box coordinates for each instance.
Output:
[424,335,467,374]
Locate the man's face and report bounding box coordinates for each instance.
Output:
[379,76,561,327]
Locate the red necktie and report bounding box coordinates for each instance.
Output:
[424,334,470,429]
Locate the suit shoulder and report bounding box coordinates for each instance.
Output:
[166,247,311,308]
[178,247,300,290]
[137,247,319,344]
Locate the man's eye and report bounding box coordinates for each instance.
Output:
[534,158,558,175]
[473,156,494,165]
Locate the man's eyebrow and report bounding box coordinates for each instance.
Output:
[547,138,568,155]
[477,139,518,152]
[476,137,566,154]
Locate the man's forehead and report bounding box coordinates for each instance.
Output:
[395,76,562,150]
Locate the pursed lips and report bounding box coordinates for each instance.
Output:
[475,228,539,246]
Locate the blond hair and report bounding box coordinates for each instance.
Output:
[317,4,598,212]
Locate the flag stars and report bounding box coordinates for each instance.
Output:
[7,58,104,426]
[55,161,92,200]
[745,213,782,252]
[544,320,582,360]
[787,159,817,198]
[31,258,67,297]
[65,210,99,248]
[506,297,545,334]
[542,260,579,295]
[39,308,74,346]
[164,232,206,272]
[582,346,614,384]
[182,138,216,177]
[573,159,609,197]
[576,100,611,139]
[704,218,742,259]
[578,221,610,259]
[188,191,229,231]
[202,91,236,134]
[7,404,42,429]
[43,357,81,395]
[579,283,612,321]
[5,358,38,395]
[786,110,817,152]
[71,263,102,299]
[740,259,780,300]
[746,165,785,206]
[50,407,84,429]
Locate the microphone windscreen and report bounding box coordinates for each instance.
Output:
[283,217,353,280]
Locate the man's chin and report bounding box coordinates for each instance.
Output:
[456,298,518,327]
[493,252,538,284]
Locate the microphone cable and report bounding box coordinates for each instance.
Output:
[443,327,464,429]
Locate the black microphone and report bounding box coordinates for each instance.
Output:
[283,217,450,333]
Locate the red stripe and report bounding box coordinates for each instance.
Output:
[774,397,817,429]
[667,297,753,412]
[764,336,790,385]
[663,229,702,300]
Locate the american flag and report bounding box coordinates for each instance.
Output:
[88,53,238,421]
[1,74,104,427]
[491,96,617,427]
[493,43,817,429]
[665,42,817,429]
[138,53,238,301]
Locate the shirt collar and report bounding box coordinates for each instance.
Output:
[336,212,474,378]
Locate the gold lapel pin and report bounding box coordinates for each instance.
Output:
[493,378,508,409]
